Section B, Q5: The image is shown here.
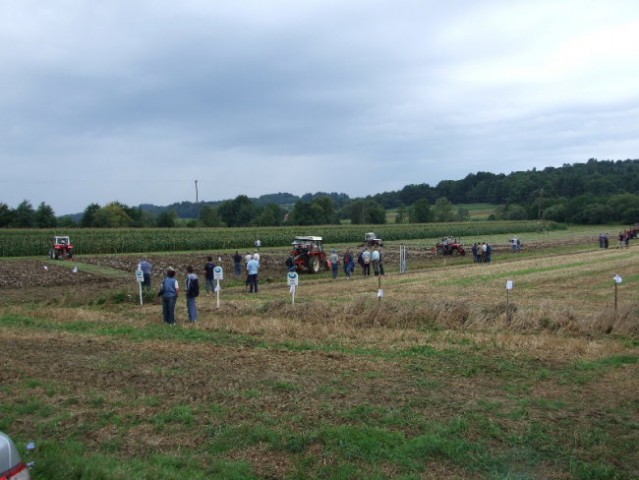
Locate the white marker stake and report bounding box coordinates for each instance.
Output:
[214,266,224,308]
[135,264,144,305]
[287,271,299,304]
[506,280,514,322]
[613,274,623,313]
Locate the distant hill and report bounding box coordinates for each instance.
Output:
[65,158,639,222]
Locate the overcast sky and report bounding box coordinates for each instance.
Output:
[1,1,638,215]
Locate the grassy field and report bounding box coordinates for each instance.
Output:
[0,226,637,479]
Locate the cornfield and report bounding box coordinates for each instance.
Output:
[0,221,560,257]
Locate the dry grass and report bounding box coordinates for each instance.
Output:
[1,239,637,479]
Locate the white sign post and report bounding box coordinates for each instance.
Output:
[613,274,623,314]
[506,279,514,322]
[287,270,299,304]
[214,266,224,308]
[135,264,144,305]
[399,244,408,274]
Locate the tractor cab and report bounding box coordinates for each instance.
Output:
[364,232,383,247]
[49,235,74,259]
[289,236,327,273]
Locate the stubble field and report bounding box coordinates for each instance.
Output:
[0,231,637,479]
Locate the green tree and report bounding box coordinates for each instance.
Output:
[290,201,320,225]
[495,203,528,221]
[93,203,134,227]
[57,215,77,228]
[121,204,146,227]
[344,200,366,225]
[433,197,455,222]
[35,202,57,228]
[218,195,257,227]
[81,203,101,227]
[543,202,568,223]
[312,196,337,224]
[409,199,432,223]
[607,193,639,224]
[156,209,178,228]
[578,202,613,224]
[0,203,15,227]
[456,206,470,221]
[198,205,221,227]
[13,200,35,227]
[342,200,385,225]
[365,201,386,224]
[394,205,408,224]
[254,204,283,226]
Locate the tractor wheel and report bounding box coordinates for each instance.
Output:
[309,256,321,273]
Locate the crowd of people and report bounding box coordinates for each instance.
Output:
[138,250,264,326]
[470,242,493,263]
[143,233,587,326]
[616,231,633,248]
[144,236,500,327]
[325,245,386,279]
[148,243,390,326]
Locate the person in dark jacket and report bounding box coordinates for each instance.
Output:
[185,265,199,323]
[203,256,215,295]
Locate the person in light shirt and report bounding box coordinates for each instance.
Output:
[246,254,260,293]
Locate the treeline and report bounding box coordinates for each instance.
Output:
[2,158,638,228]
[372,158,639,224]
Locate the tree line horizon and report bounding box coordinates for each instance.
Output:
[2,158,638,228]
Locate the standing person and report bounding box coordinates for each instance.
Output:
[159,267,179,325]
[244,252,253,289]
[371,246,381,276]
[185,265,199,323]
[246,254,260,293]
[485,242,493,263]
[203,256,215,295]
[255,238,262,250]
[329,249,339,279]
[471,243,479,263]
[343,249,353,279]
[139,259,152,290]
[285,253,296,271]
[361,247,371,276]
[233,250,243,277]
[378,247,385,275]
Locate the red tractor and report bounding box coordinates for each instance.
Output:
[433,236,465,256]
[287,236,328,273]
[49,235,74,259]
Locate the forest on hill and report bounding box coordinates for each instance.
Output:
[2,158,639,228]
